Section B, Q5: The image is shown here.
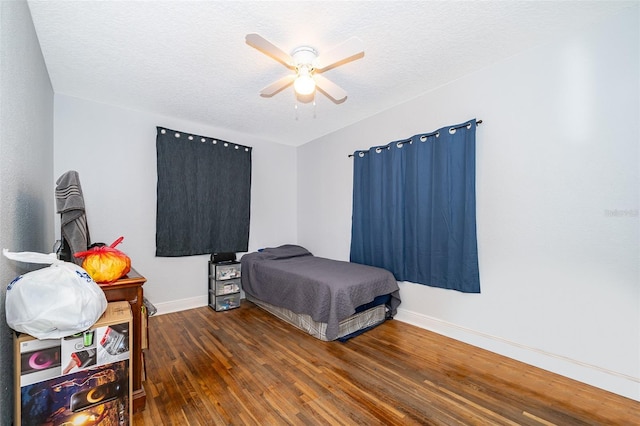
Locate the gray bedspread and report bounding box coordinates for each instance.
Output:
[241,245,401,340]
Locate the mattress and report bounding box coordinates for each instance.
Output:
[246,293,387,341]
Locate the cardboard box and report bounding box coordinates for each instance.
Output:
[14,301,133,425]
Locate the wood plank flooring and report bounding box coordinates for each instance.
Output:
[133,302,639,425]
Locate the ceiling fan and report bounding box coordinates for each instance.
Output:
[245,33,364,103]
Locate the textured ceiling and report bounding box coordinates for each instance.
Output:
[28,1,635,146]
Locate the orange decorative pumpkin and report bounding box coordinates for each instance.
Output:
[74,237,131,284]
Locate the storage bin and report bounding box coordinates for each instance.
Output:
[213,292,241,311]
[215,278,241,296]
[214,263,241,280]
[208,260,241,312]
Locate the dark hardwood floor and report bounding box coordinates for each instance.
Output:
[133,302,639,425]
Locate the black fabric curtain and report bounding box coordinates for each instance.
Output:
[156,127,252,256]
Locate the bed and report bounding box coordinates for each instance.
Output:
[240,245,401,341]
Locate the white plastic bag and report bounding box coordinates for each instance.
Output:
[3,249,108,339]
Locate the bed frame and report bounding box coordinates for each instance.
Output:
[246,294,387,341]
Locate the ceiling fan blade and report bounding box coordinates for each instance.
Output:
[246,33,293,68]
[316,37,364,72]
[259,74,296,97]
[314,74,348,103]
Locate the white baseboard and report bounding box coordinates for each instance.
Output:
[394,308,640,402]
[153,295,208,315]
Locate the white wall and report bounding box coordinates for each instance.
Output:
[298,7,639,400]
[0,0,54,422]
[54,95,298,313]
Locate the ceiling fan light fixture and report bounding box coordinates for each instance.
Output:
[294,74,316,96]
[294,66,316,95]
[246,34,363,102]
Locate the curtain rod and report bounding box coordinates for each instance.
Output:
[348,119,482,158]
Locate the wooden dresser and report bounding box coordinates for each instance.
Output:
[99,268,147,412]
